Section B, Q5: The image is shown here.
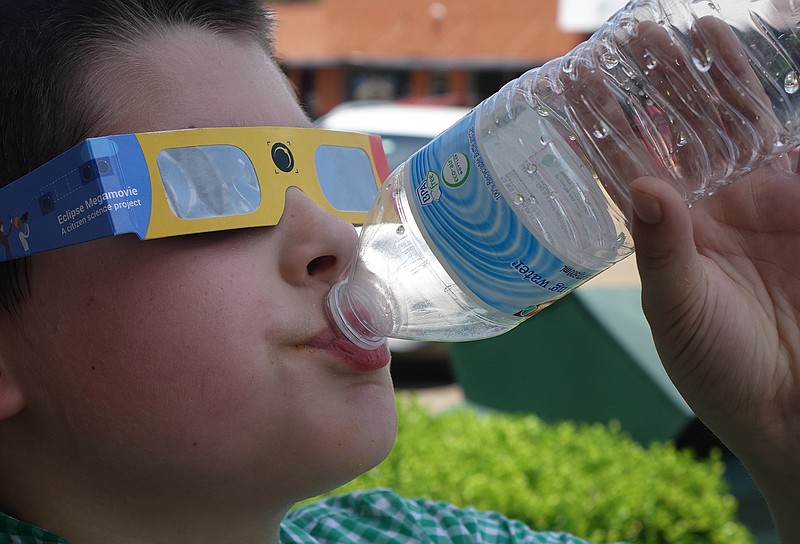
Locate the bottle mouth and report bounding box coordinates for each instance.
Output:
[325,280,387,350]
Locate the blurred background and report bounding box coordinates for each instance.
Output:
[268,1,776,542]
[271,0,619,117]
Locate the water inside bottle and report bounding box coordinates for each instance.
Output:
[348,176,524,342]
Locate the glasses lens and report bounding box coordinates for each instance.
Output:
[156,145,261,219]
[314,145,380,212]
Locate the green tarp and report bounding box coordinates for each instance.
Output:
[449,284,694,445]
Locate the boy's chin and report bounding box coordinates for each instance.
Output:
[298,424,397,502]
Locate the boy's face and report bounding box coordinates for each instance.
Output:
[0,28,396,506]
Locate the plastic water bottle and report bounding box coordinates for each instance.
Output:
[326,0,800,348]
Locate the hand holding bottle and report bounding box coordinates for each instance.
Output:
[630,160,800,541]
[557,15,800,537]
[561,8,799,511]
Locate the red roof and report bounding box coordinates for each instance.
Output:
[271,0,586,69]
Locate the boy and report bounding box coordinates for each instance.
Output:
[0,1,798,542]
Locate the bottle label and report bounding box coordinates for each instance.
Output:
[406,110,596,317]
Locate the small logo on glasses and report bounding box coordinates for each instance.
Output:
[271,143,295,173]
[38,192,55,215]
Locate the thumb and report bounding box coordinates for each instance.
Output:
[629,177,704,331]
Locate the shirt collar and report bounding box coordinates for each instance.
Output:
[0,510,70,543]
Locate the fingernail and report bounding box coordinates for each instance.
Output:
[632,190,663,225]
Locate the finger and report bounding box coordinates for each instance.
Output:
[691,16,781,165]
[560,64,669,216]
[629,176,705,331]
[694,17,774,121]
[626,21,734,192]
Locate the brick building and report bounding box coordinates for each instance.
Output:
[270,0,593,118]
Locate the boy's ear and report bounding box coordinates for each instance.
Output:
[0,365,24,421]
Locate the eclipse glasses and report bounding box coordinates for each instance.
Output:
[0,127,389,262]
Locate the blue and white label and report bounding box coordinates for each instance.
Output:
[405,110,595,316]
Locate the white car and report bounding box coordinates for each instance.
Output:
[315,101,471,171]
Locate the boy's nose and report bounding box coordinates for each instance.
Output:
[276,187,359,287]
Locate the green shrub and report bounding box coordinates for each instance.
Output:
[303,399,753,543]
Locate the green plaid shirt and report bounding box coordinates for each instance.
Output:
[0,489,605,543]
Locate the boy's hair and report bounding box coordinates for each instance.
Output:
[0,0,276,315]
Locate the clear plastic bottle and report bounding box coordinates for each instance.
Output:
[326,0,800,349]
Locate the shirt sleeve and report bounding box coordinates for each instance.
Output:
[281,489,613,544]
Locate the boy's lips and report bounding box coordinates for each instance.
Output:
[304,329,390,373]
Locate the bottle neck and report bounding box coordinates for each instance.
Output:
[326,280,387,349]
